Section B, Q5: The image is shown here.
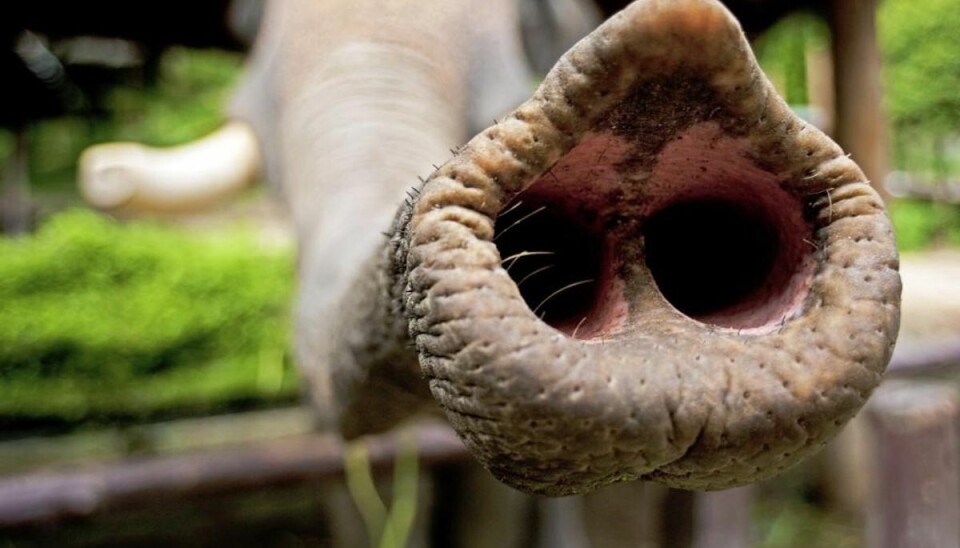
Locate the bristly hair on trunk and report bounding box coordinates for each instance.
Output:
[332,0,900,497]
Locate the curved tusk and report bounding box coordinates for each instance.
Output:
[78,120,261,212]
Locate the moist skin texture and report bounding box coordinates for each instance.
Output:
[345,0,900,496]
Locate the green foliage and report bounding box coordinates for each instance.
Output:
[753,12,829,106]
[23,47,243,191]
[107,47,243,147]
[344,434,420,548]
[756,3,960,181]
[754,0,960,137]
[889,199,960,251]
[0,210,297,426]
[879,0,960,135]
[892,130,960,181]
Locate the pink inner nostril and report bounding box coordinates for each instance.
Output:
[494,122,815,338]
[639,124,815,329]
[644,198,780,317]
[494,200,607,336]
[642,192,810,329]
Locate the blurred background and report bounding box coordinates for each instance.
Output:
[0,0,958,546]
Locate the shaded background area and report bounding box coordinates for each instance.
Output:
[0,0,959,546]
[0,45,299,435]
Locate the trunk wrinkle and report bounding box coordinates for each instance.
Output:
[393,0,899,496]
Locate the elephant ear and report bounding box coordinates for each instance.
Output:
[399,0,900,496]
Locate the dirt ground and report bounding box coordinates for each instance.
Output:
[894,249,960,360]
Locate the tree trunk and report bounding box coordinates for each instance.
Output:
[866,381,960,548]
[829,0,890,200]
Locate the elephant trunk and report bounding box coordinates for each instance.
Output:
[248,0,474,435]
[377,0,900,496]
[289,42,466,435]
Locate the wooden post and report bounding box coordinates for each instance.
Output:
[578,480,667,547]
[866,381,960,548]
[0,128,33,234]
[828,0,890,200]
[661,489,696,548]
[692,486,754,548]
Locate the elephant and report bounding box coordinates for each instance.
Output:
[78,0,900,543]
[258,0,897,496]
[79,121,260,212]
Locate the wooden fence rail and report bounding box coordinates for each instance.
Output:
[0,421,466,528]
[1,343,959,545]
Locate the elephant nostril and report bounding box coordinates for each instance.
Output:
[643,184,813,330]
[495,200,604,338]
[491,124,818,337]
[645,197,782,324]
[632,122,818,331]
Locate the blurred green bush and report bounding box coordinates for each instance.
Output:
[0,210,297,430]
[754,3,960,252]
[0,47,244,193]
[881,0,960,182]
[880,0,960,138]
[889,199,960,252]
[106,47,243,147]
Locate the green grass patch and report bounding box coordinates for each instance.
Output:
[0,210,298,430]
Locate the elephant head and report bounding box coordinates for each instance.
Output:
[324,0,900,496]
[78,0,900,498]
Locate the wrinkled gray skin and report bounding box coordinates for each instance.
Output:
[229,2,573,542]
[234,0,900,501]
[398,0,900,496]
[231,0,538,431]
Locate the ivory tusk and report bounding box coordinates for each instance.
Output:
[78,120,261,212]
